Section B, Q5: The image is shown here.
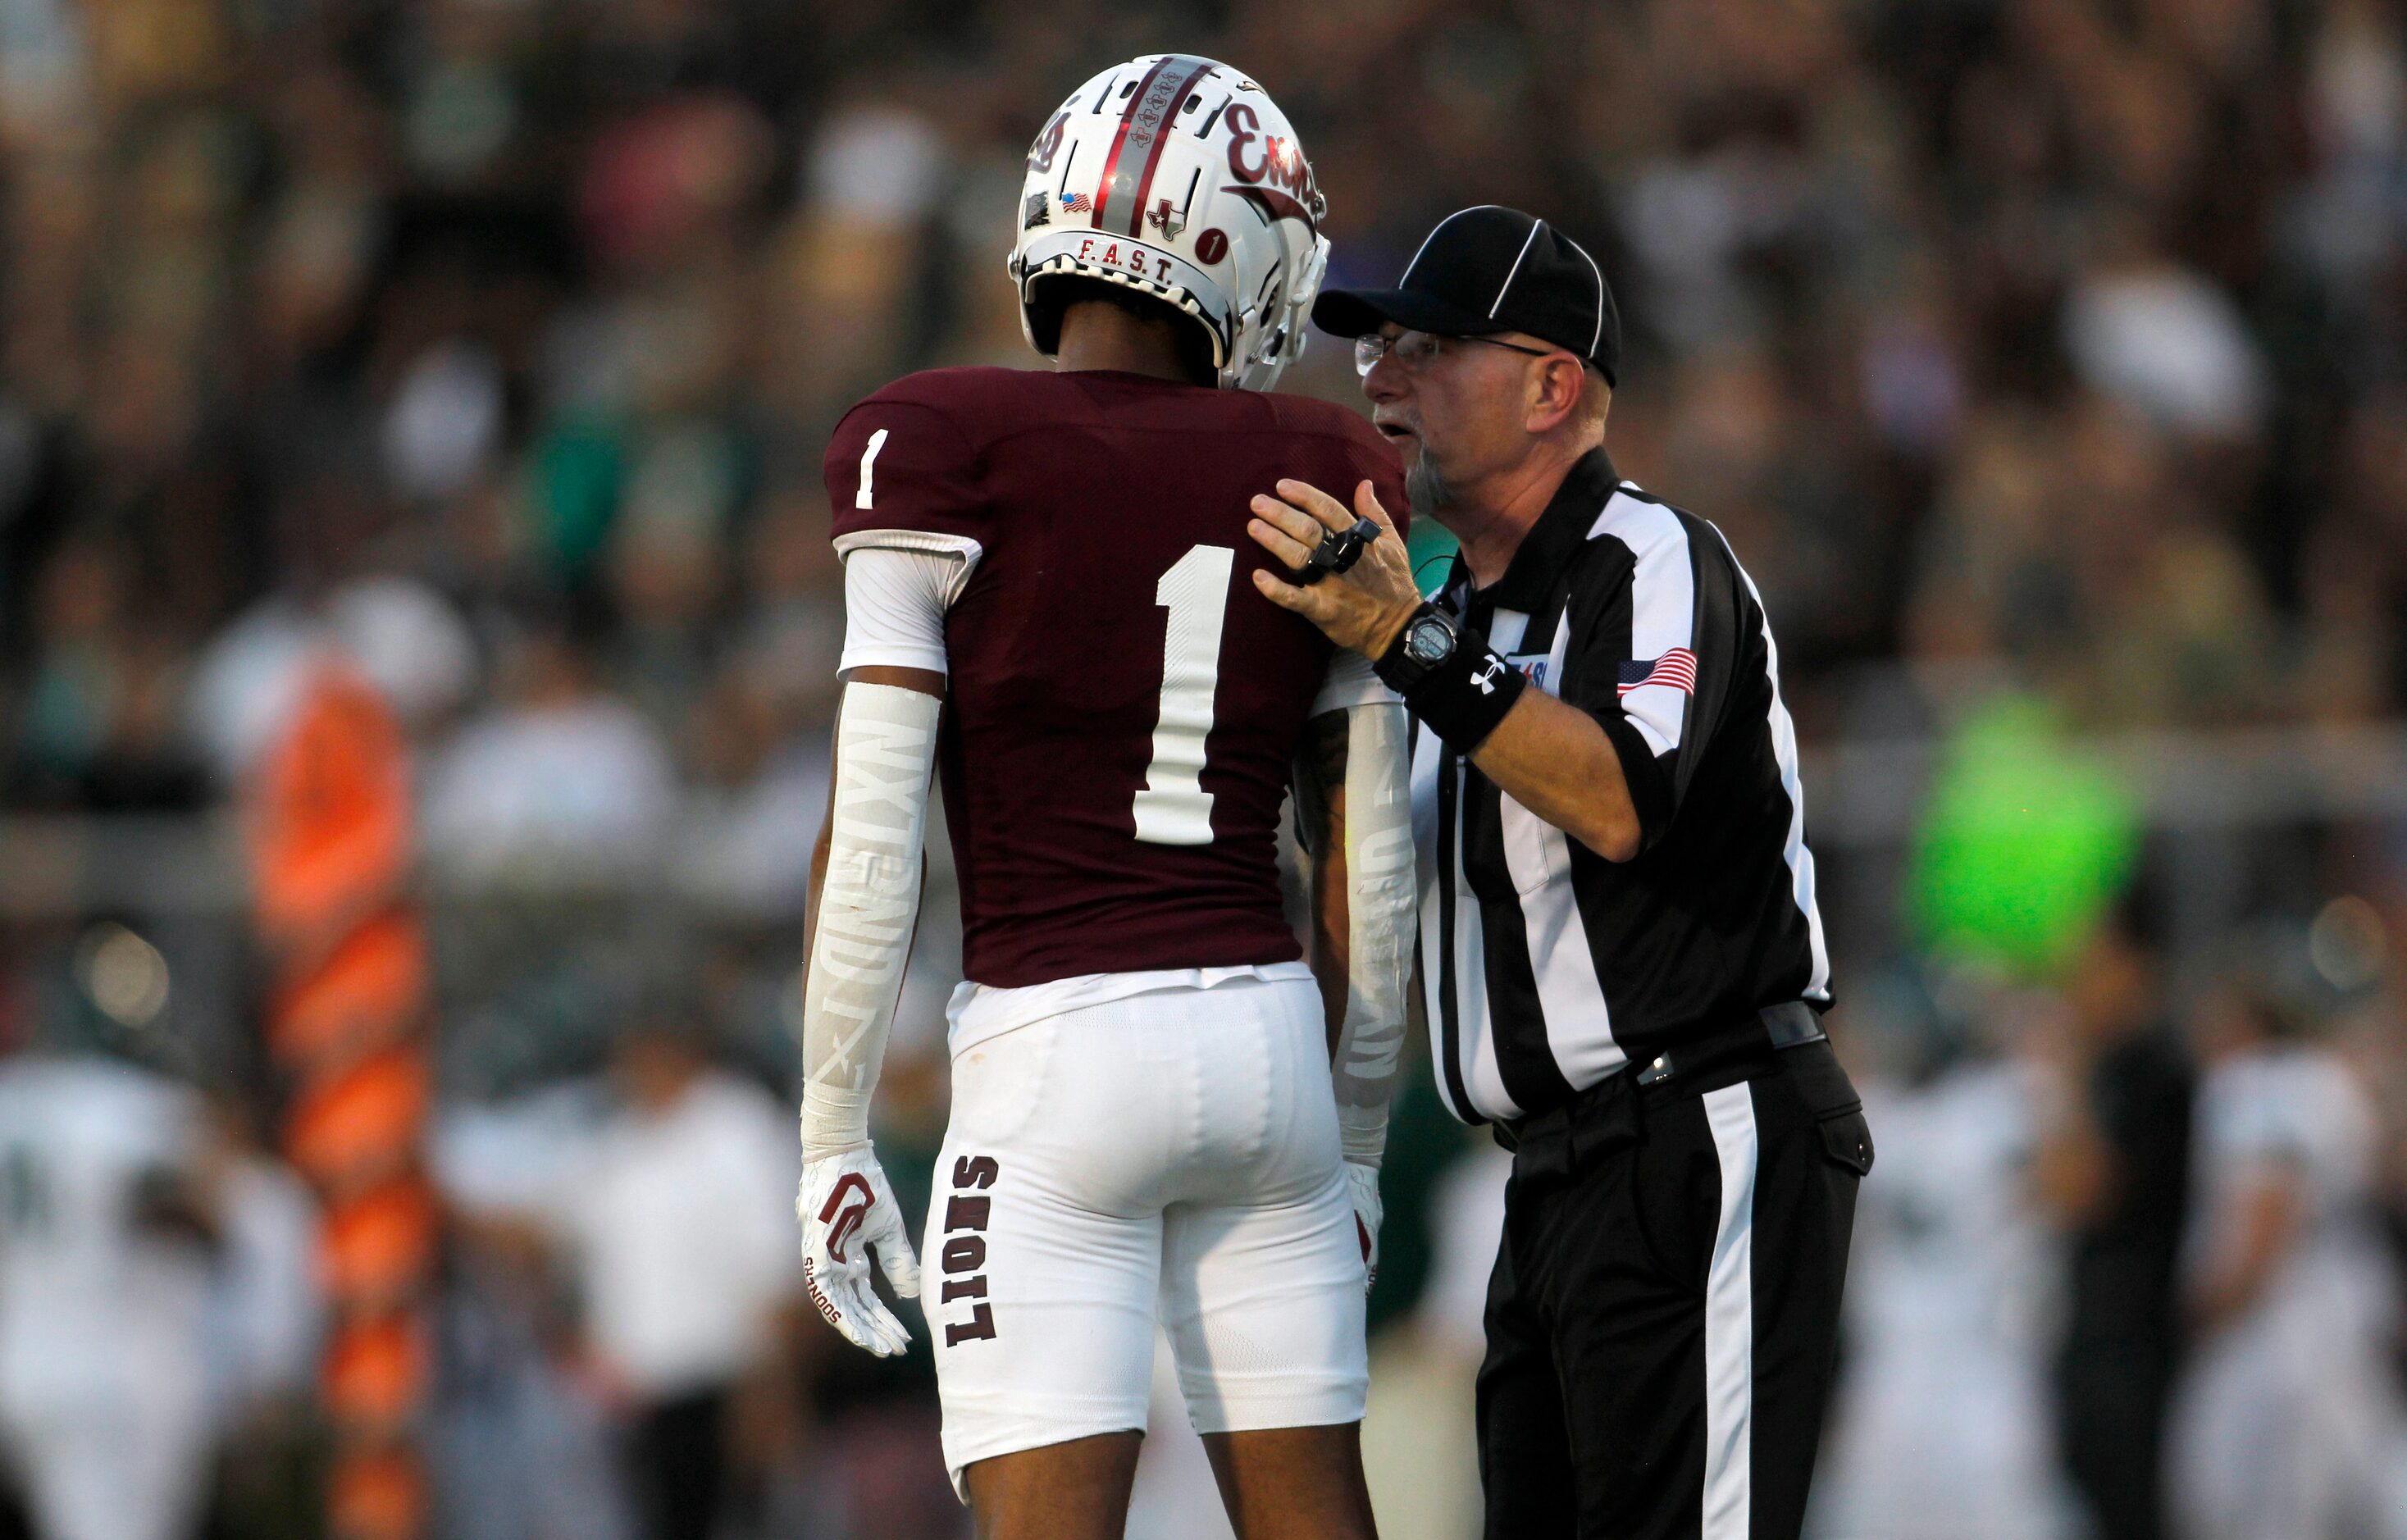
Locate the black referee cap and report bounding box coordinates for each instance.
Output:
[1313,207,1621,386]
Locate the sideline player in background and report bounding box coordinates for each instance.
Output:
[2167,965,2407,1540]
[792,57,1417,1540]
[1817,975,2079,1540]
[0,1022,221,1540]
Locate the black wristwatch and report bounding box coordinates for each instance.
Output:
[1374,604,1463,694]
[1371,599,1529,751]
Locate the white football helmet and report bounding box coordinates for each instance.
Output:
[1010,56,1329,391]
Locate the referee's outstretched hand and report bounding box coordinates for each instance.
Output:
[1249,479,1425,660]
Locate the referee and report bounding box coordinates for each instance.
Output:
[1248,207,1873,1540]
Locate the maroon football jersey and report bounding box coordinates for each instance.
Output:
[825,367,1406,990]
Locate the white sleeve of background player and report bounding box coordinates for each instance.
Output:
[1333,698,1415,1168]
[1311,646,1398,718]
[834,532,985,677]
[799,682,942,1156]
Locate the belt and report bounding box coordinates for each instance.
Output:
[1632,1000,1826,1088]
[1493,1001,1826,1160]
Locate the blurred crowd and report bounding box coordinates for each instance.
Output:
[1817,907,2407,1540]
[9,0,2407,825]
[8,0,2407,1536]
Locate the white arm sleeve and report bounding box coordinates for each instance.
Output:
[1333,699,1415,1168]
[836,533,984,677]
[1311,645,1399,718]
[799,682,942,1156]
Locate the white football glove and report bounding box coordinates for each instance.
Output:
[1344,1160,1384,1293]
[798,1147,922,1356]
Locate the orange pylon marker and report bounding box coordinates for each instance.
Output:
[249,663,435,1540]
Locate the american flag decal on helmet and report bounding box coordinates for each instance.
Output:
[1616,649,1698,695]
[1061,190,1092,213]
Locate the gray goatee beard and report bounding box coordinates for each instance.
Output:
[1406,453,1454,517]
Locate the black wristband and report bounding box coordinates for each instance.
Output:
[1393,625,1527,751]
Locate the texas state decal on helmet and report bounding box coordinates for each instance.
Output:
[1010,55,1331,392]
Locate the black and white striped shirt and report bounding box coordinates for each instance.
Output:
[1413,448,1831,1126]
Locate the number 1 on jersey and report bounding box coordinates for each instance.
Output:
[855,429,889,509]
[1133,544,1235,845]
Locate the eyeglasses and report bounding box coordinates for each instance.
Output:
[1353,330,1560,377]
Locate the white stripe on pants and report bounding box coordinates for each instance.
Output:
[1703,1082,1761,1540]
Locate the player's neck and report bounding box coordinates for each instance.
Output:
[1053,301,1210,385]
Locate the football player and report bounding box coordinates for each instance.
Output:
[795,56,1415,1540]
[0,1037,220,1540]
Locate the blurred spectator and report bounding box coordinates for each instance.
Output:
[554,1012,802,1540]
[0,1027,220,1540]
[2166,961,2407,1540]
[1818,976,2078,1540]
[197,1095,318,1415]
[2063,240,2271,443]
[2036,917,2194,1540]
[421,605,676,883]
[433,1005,806,1540]
[431,1206,638,1540]
[183,573,478,782]
[194,1096,325,1540]
[7,536,206,810]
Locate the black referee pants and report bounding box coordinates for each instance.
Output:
[1478,1038,1871,1540]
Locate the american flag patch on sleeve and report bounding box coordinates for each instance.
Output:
[1616,649,1698,695]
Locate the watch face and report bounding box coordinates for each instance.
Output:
[1406,616,1454,664]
